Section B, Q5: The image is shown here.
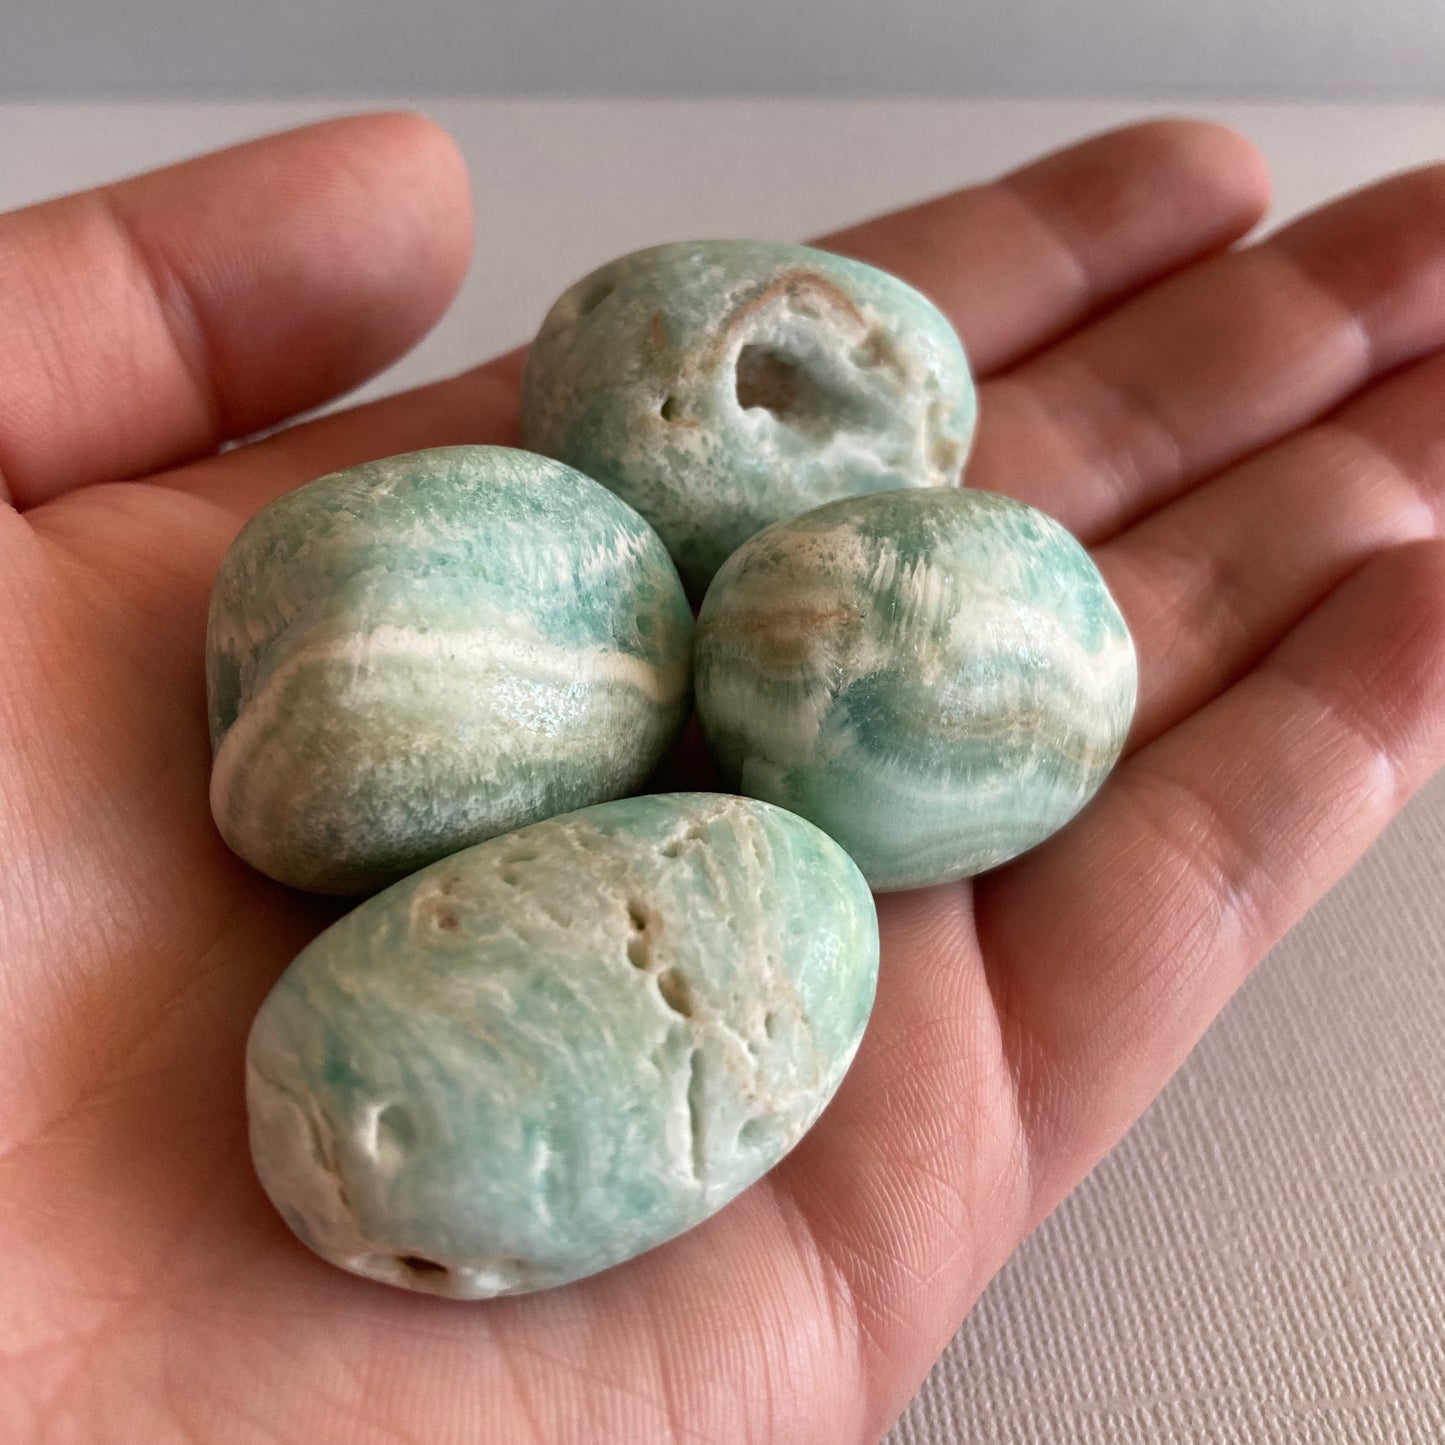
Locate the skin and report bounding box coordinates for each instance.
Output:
[2,112,1444,1444]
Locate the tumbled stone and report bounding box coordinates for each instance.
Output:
[207,445,692,895]
[693,489,1137,890]
[245,792,879,1298]
[520,239,976,598]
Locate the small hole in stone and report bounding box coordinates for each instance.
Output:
[739,1117,773,1148]
[397,1254,448,1275]
[660,394,680,421]
[852,328,897,370]
[764,1010,780,1040]
[930,433,963,479]
[625,902,651,969]
[657,969,694,1018]
[736,344,800,415]
[500,867,521,887]
[412,883,466,938]
[576,280,614,316]
[376,1103,417,1155]
[734,344,836,440]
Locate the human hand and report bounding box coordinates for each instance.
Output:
[3,112,1444,1443]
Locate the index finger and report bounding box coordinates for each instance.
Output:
[820,117,1270,375]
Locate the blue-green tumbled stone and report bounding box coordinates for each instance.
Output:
[520,239,976,598]
[694,489,1137,890]
[207,445,692,895]
[245,793,879,1298]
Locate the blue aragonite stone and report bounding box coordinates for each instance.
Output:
[206,446,692,895]
[693,489,1138,890]
[245,793,879,1299]
[520,240,976,598]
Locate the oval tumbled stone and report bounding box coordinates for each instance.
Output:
[520,239,976,598]
[245,792,879,1298]
[207,445,692,895]
[694,489,1138,890]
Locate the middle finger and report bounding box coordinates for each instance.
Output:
[970,164,1445,545]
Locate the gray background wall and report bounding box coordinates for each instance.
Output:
[7,0,1445,100]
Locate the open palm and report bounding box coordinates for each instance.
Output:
[4,113,1445,1443]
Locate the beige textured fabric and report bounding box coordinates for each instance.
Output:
[3,98,1442,1445]
[887,773,1445,1444]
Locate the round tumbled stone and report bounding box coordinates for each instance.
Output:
[245,792,879,1298]
[693,489,1138,890]
[520,239,976,598]
[206,445,692,895]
